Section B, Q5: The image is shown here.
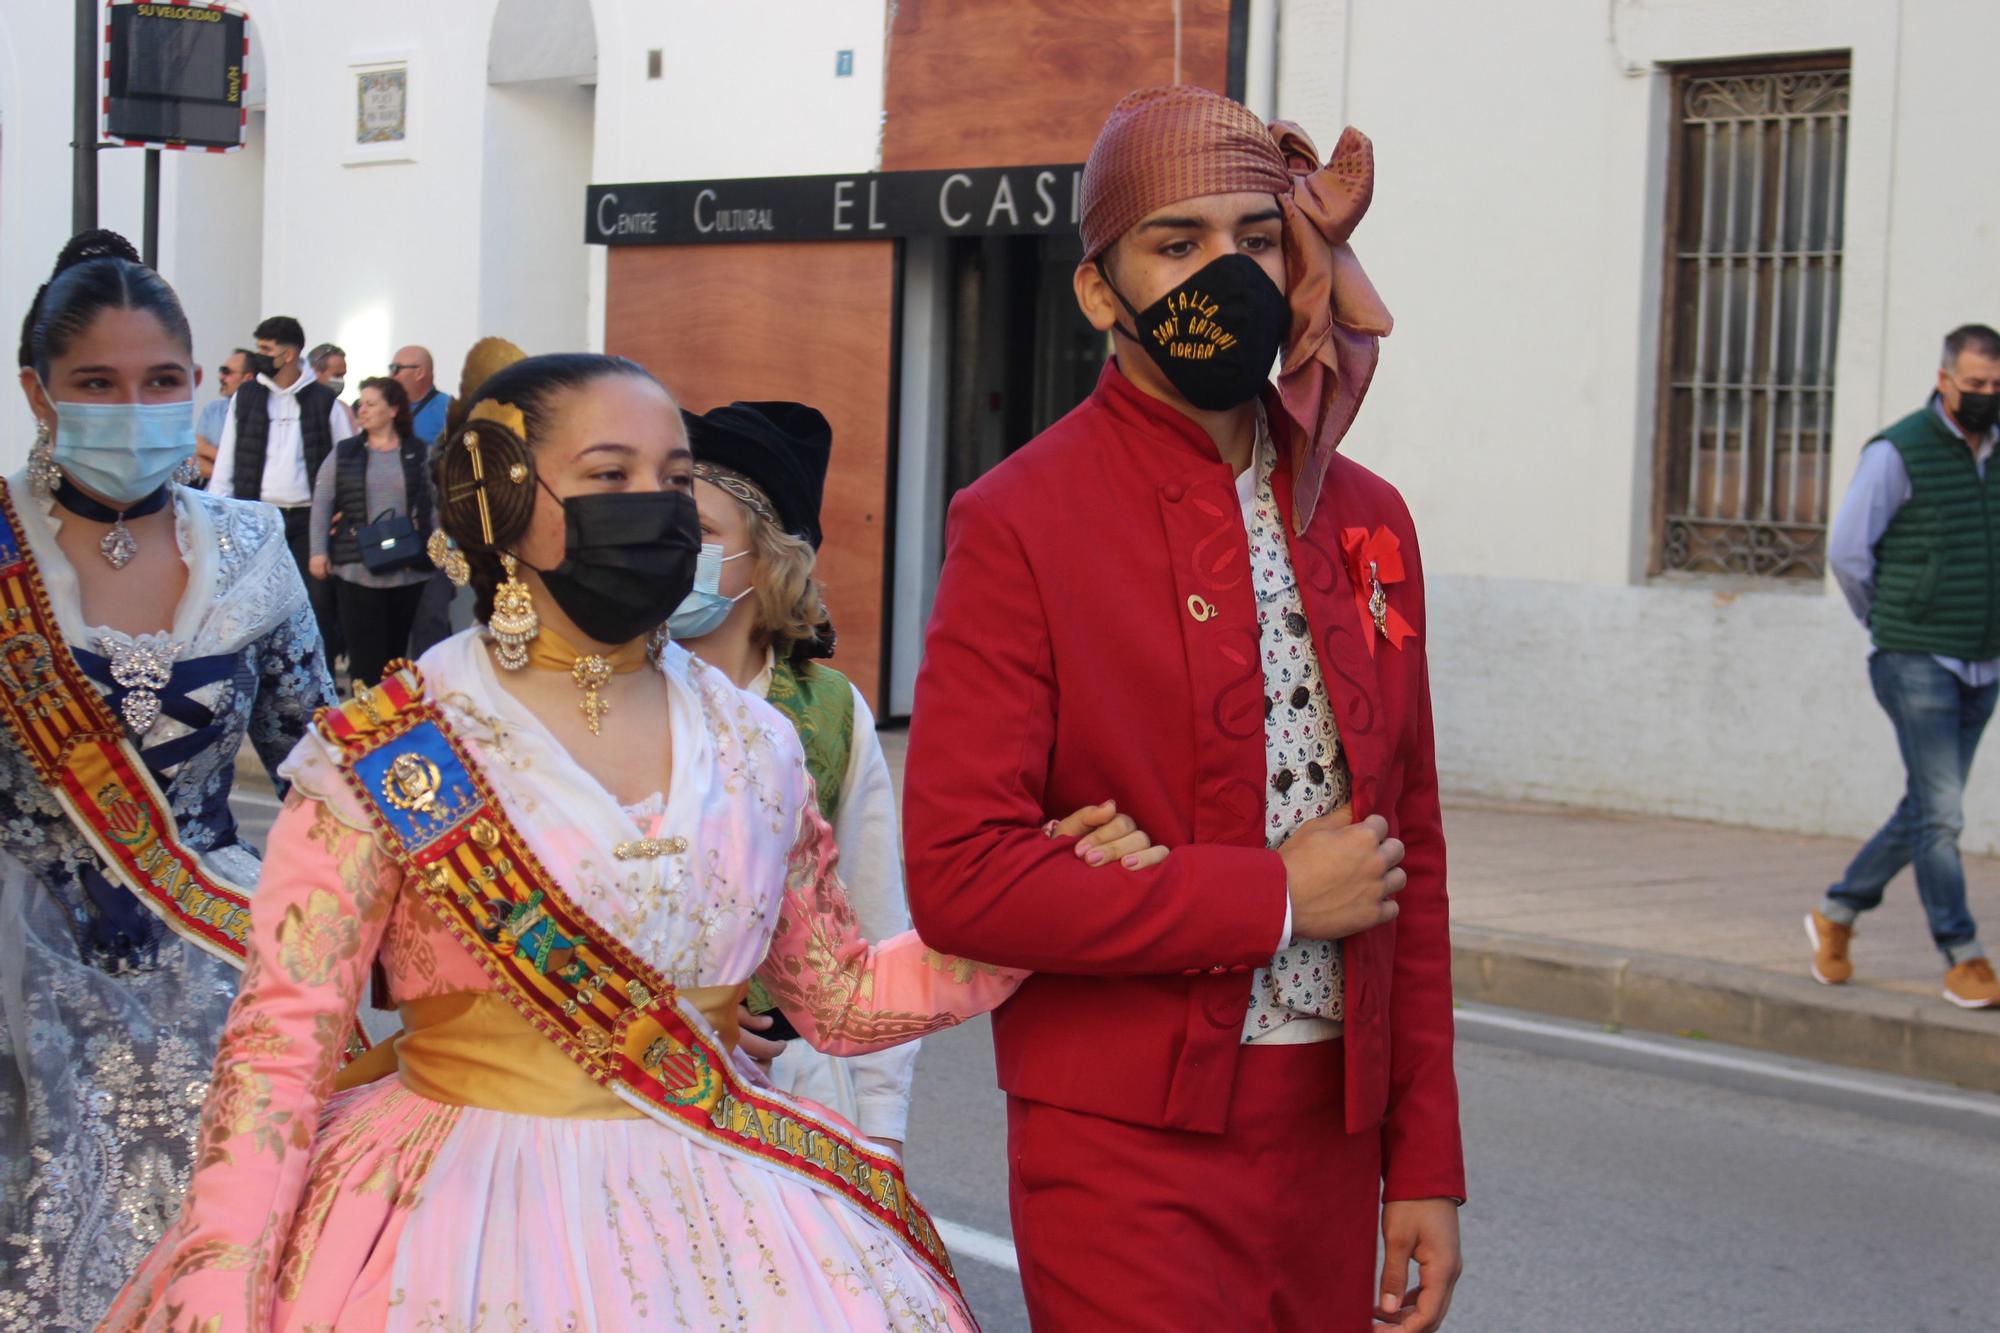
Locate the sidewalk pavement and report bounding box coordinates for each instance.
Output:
[246,729,1997,1091]
[1439,797,1998,1093]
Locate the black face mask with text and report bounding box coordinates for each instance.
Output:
[1100,252,1289,412]
[530,487,704,647]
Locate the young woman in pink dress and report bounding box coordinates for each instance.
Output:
[103,347,1161,1331]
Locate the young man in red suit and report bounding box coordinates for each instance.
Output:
[904,87,1465,1331]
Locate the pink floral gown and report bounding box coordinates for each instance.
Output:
[101,632,1025,1331]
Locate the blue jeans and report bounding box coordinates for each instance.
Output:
[1825,652,1995,963]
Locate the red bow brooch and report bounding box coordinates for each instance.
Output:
[1340,526,1416,655]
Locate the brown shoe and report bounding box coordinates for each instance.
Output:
[1806,911,1854,985]
[1943,957,2000,1009]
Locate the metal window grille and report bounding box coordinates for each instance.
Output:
[1653,60,1851,578]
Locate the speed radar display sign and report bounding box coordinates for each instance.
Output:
[102,2,249,152]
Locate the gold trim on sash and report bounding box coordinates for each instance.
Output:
[0,479,251,965]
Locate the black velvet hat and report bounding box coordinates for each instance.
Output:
[684,401,833,549]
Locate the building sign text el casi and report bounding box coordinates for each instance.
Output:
[585,165,1086,246]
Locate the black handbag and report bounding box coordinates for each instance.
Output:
[355,508,427,574]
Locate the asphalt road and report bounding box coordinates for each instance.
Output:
[902,1010,2000,1333]
[230,792,2000,1331]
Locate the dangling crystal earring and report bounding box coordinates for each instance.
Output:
[487,552,539,671]
[27,420,61,496]
[170,455,202,487]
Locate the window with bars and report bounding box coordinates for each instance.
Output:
[1651,57,1851,579]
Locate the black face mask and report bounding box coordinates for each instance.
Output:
[531,488,704,647]
[246,351,277,378]
[1953,389,2000,435]
[1101,253,1289,412]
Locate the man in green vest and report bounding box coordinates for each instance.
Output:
[1814,323,2000,1009]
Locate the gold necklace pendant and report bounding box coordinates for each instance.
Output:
[572,653,614,735]
[522,624,650,733]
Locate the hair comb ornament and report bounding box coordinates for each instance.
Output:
[455,427,499,547]
[427,529,471,587]
[446,336,529,435]
[467,397,528,442]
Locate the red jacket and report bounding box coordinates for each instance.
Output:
[904,361,1464,1204]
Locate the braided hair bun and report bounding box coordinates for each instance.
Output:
[432,417,538,622]
[55,229,143,271]
[18,228,188,373]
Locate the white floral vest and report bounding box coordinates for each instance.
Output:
[1240,416,1347,1045]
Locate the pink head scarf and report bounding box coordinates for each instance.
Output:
[1080,86,1392,533]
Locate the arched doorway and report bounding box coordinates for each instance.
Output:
[482,0,596,348]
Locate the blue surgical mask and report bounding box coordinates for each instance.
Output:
[50,399,195,504]
[666,542,753,640]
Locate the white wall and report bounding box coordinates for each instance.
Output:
[1274,0,2000,848]
[241,0,503,395]
[480,81,594,352]
[590,0,885,183]
[1426,573,1929,841]
[165,110,266,390]
[490,0,596,85]
[0,1,150,464]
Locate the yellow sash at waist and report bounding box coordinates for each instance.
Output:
[333,984,747,1119]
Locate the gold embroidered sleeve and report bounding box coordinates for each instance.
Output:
[757,796,1028,1056]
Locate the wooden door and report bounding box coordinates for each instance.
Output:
[606,241,897,709]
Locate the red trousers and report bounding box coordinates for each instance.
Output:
[1007,1039,1382,1331]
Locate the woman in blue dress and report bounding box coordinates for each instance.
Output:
[0,231,334,1331]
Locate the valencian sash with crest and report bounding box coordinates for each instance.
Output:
[0,478,251,965]
[316,664,965,1305]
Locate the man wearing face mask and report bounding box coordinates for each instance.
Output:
[903,87,1464,1331]
[1815,323,2000,1009]
[210,316,356,658]
[307,342,348,401]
